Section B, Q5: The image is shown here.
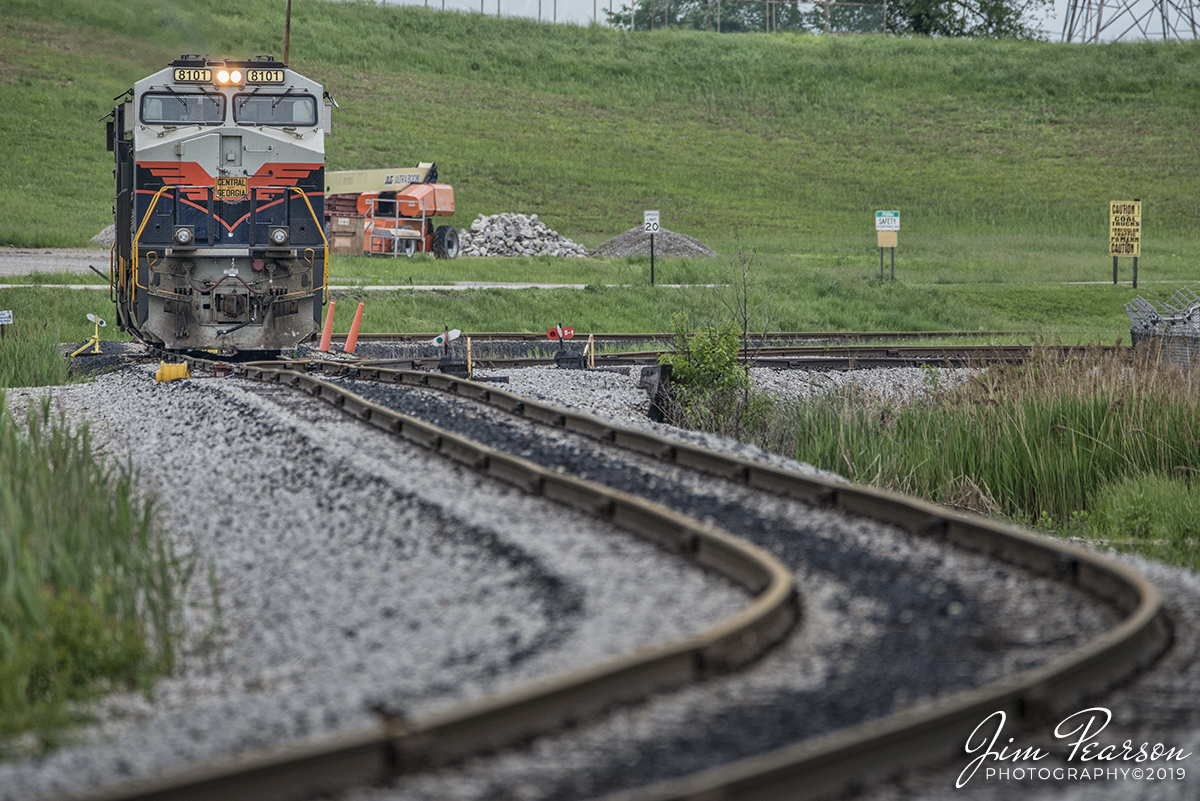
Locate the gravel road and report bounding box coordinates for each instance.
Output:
[0,248,107,277]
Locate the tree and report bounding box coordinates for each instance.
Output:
[605,0,1050,37]
[605,0,823,32]
[885,0,1051,37]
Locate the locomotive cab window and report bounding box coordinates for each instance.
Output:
[141,92,224,125]
[234,94,317,127]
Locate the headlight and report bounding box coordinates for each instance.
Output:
[173,226,194,246]
[215,69,243,86]
[269,227,289,245]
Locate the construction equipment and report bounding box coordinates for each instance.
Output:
[324,163,458,258]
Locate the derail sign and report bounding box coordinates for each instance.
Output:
[1110,201,1141,257]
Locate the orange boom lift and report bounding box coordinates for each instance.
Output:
[324,163,458,258]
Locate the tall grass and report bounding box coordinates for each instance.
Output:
[764,346,1200,567]
[0,324,74,388]
[0,396,188,748]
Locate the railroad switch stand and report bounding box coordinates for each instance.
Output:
[70,314,106,358]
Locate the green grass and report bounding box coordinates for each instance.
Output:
[307,265,1173,344]
[0,289,123,363]
[0,322,77,388]
[0,395,187,749]
[0,261,1174,348]
[1080,475,1200,567]
[0,272,107,286]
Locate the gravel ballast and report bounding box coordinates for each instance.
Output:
[0,368,747,800]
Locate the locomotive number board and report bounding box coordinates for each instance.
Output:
[173,68,212,83]
[246,69,285,84]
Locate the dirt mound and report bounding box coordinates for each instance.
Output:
[590,226,715,258]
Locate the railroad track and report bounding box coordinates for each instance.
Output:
[299,362,1166,800]
[305,342,1126,373]
[64,349,1167,801]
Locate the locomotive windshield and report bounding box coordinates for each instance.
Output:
[234,94,317,126]
[141,92,224,124]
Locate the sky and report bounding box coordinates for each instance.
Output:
[374,0,1192,41]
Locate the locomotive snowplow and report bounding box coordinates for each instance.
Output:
[324,164,458,258]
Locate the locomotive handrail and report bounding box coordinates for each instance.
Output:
[108,243,117,304]
[288,186,329,303]
[131,186,173,304]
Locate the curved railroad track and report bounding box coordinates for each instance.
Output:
[293,361,1166,801]
[49,340,1165,801]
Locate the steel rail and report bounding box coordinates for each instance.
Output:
[326,330,1019,345]
[622,343,1122,360]
[320,363,1169,801]
[73,366,797,801]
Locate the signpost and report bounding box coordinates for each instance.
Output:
[1110,200,1141,289]
[875,211,899,280]
[644,210,659,285]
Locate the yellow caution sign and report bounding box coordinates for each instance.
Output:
[1109,201,1141,257]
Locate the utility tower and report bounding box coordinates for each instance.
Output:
[1062,0,1199,42]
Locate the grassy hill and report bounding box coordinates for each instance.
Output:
[1,0,1199,339]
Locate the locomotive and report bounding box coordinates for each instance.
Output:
[107,55,330,352]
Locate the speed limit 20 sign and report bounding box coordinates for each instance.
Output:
[644,210,660,233]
